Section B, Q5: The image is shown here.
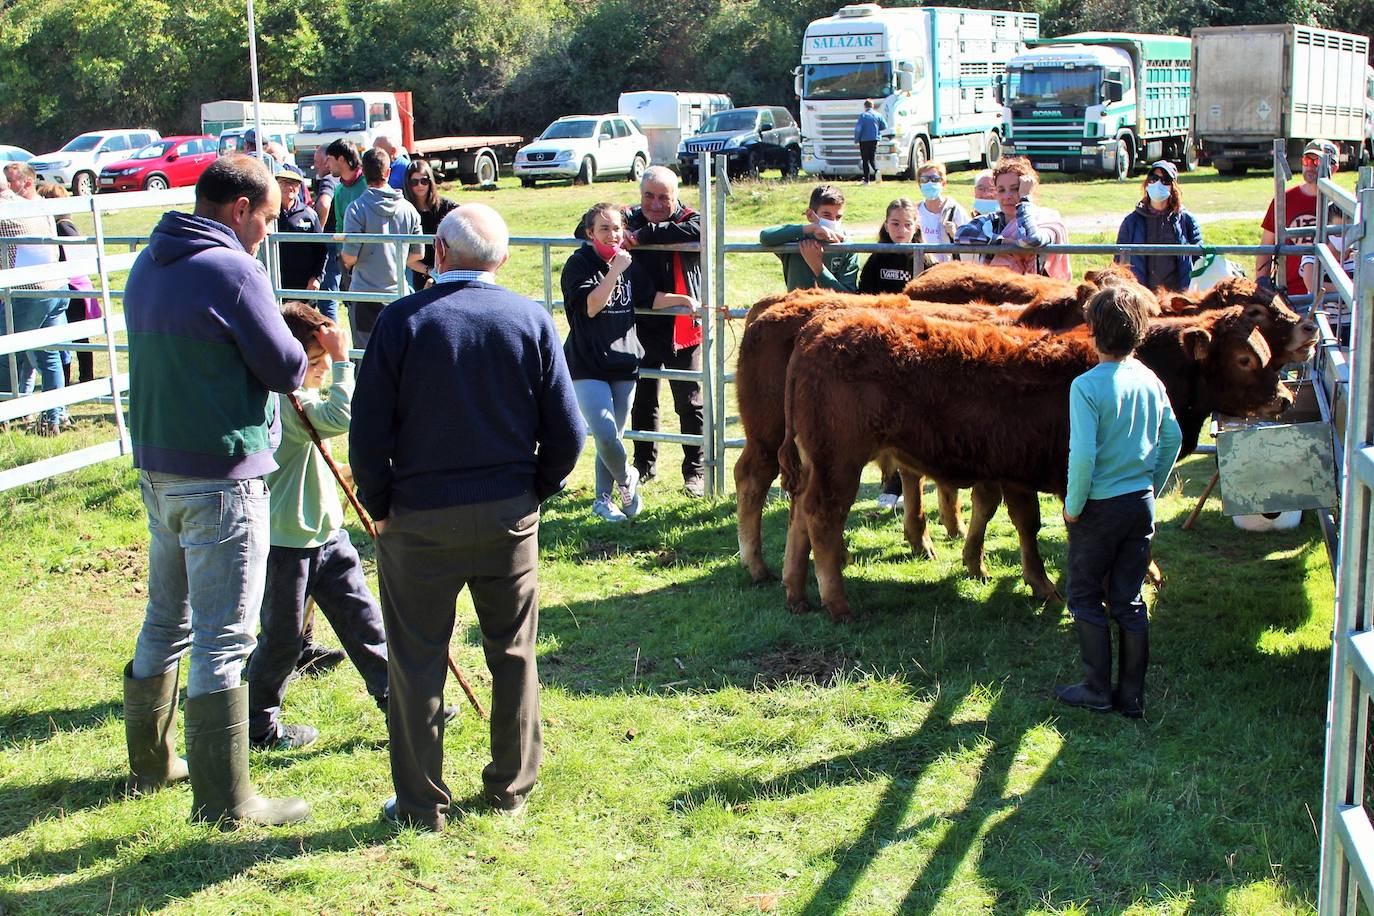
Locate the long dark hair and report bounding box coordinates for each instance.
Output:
[403,159,440,211]
[1138,169,1182,213]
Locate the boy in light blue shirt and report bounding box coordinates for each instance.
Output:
[1056,286,1182,719]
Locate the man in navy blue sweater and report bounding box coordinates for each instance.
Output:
[351,202,584,830]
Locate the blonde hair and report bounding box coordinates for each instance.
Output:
[916,161,948,181]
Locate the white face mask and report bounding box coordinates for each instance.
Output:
[1328,233,1343,251]
[816,216,848,239]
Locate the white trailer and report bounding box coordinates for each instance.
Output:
[618,91,733,170]
[794,4,1038,178]
[199,100,297,137]
[1191,24,1371,173]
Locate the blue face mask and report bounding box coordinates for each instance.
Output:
[973,197,999,215]
[1145,181,1172,203]
[918,180,943,201]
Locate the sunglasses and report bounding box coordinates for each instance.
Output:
[1146,174,1173,185]
[408,176,431,186]
[1302,154,1325,165]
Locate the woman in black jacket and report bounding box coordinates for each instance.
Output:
[402,159,458,290]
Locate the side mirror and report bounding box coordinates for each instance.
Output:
[794,69,804,98]
[166,152,179,162]
[1103,80,1124,103]
[897,71,914,92]
[993,76,1003,105]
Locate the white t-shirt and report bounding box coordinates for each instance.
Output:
[918,200,969,263]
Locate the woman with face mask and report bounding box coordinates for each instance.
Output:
[911,163,969,264]
[1114,161,1202,292]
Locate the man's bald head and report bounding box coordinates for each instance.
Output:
[436,203,510,272]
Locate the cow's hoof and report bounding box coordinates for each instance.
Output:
[965,563,991,581]
[827,608,856,625]
[787,599,814,615]
[747,566,778,584]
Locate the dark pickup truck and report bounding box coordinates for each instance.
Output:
[678,106,802,181]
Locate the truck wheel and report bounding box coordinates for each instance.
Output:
[520,177,536,188]
[983,133,1003,169]
[901,138,929,180]
[575,157,595,185]
[143,174,169,191]
[783,147,801,178]
[73,171,95,197]
[1180,137,1199,172]
[1113,139,1133,182]
[628,155,646,183]
[475,154,498,187]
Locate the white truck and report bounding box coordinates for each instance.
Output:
[1191,24,1372,174]
[618,91,733,170]
[292,90,523,186]
[199,100,297,138]
[793,3,1039,178]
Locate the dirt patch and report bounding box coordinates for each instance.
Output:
[750,646,852,688]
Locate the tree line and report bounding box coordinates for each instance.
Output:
[1,0,1369,151]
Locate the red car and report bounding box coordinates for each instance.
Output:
[98,135,217,192]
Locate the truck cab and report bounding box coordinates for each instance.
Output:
[293,91,412,177]
[1000,33,1193,179]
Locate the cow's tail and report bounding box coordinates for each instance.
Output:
[778,359,804,496]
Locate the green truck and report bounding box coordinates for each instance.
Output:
[997,32,1193,179]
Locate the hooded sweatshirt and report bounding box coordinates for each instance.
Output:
[342,185,422,332]
[125,211,307,478]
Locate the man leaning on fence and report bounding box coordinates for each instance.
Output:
[350,203,584,830]
[121,154,310,827]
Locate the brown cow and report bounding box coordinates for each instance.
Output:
[1158,276,1318,366]
[779,307,1292,623]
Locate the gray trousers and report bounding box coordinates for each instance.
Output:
[376,492,542,829]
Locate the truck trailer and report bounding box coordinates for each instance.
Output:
[200,100,297,138]
[794,4,1039,178]
[618,91,733,171]
[999,32,1193,179]
[292,90,523,186]
[1191,24,1371,174]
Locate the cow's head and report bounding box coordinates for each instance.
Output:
[1185,311,1294,418]
[1162,276,1318,366]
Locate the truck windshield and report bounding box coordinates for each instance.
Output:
[803,62,893,101]
[1007,67,1103,107]
[541,120,597,140]
[298,100,365,133]
[700,111,759,133]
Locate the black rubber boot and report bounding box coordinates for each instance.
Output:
[1114,628,1149,719]
[185,685,310,827]
[1054,620,1114,712]
[123,662,190,793]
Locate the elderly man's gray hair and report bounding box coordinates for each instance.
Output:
[437,204,509,269]
[640,165,678,191]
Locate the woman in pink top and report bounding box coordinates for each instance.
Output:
[986,157,1071,281]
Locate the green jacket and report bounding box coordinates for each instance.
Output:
[759,223,859,292]
[264,362,353,548]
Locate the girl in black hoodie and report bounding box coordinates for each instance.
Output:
[859,198,924,295]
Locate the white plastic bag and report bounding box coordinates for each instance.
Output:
[1189,252,1245,292]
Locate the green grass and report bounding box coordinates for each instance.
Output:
[0,168,1344,912]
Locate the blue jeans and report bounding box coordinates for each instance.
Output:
[317,246,341,323]
[1065,489,1155,633]
[247,530,389,740]
[4,293,68,423]
[573,378,636,498]
[132,471,271,698]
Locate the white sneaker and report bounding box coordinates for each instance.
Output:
[592,494,627,522]
[877,492,903,511]
[618,466,643,518]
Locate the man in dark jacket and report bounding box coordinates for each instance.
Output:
[621,166,706,497]
[122,155,309,826]
[272,162,327,294]
[352,203,584,830]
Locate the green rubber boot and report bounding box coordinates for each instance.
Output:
[123,662,190,793]
[184,685,309,827]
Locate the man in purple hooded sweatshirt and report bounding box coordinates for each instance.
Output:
[121,154,311,827]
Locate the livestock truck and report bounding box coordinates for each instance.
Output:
[199,100,297,137]
[793,4,1039,178]
[1191,24,1371,174]
[998,33,1193,179]
[291,90,523,186]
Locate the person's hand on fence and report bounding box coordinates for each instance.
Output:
[805,224,845,245]
[799,239,827,278]
[315,323,350,362]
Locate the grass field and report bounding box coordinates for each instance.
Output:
[0,167,1348,913]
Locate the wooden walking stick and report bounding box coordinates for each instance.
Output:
[287,393,489,720]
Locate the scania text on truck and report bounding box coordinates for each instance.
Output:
[292,91,523,186]
[997,33,1193,180]
[1191,24,1372,174]
[794,4,1039,179]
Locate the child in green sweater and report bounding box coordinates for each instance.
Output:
[246,303,391,749]
[759,184,859,292]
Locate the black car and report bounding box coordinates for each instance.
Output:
[678,106,802,181]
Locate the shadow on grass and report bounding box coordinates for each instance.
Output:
[0,772,131,843]
[0,821,386,914]
[0,699,122,751]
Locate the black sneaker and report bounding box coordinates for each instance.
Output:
[250,723,319,751]
[296,644,346,676]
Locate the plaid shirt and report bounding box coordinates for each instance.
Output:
[0,189,63,290]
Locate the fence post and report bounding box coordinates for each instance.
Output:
[3,287,16,398]
[713,153,729,496]
[394,239,411,297]
[542,242,554,313]
[89,195,129,450]
[265,233,281,302]
[696,153,716,498]
[1273,139,1289,291]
